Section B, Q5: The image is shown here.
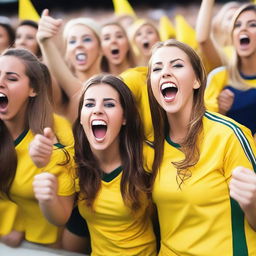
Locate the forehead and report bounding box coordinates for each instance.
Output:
[151,46,189,64]
[16,25,37,34]
[67,24,96,38]
[236,9,256,21]
[0,55,25,72]
[102,24,123,34]
[84,83,119,98]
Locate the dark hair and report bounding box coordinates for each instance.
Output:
[0,23,15,48]
[0,48,53,198]
[73,74,149,210]
[147,39,206,188]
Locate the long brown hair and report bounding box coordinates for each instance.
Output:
[73,74,149,211]
[0,48,53,198]
[147,39,207,187]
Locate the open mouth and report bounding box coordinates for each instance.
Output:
[161,83,178,100]
[0,93,8,110]
[91,120,107,141]
[76,53,87,61]
[240,35,250,46]
[111,49,119,55]
[143,42,150,49]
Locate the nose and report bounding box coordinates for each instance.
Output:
[93,103,103,115]
[161,66,172,78]
[0,75,5,87]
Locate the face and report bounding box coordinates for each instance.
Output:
[101,24,129,65]
[80,83,126,152]
[232,9,256,58]
[150,46,199,115]
[0,55,36,123]
[65,24,100,73]
[0,26,10,53]
[134,24,159,57]
[15,25,39,55]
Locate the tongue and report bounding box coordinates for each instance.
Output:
[93,126,107,139]
[164,90,176,99]
[0,99,8,109]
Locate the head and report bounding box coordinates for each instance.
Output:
[0,48,53,133]
[15,20,41,58]
[128,19,160,59]
[147,39,206,185]
[0,18,15,54]
[63,18,102,74]
[73,74,146,210]
[101,22,135,72]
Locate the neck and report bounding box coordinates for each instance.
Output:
[93,142,122,174]
[109,59,130,75]
[240,54,256,76]
[167,109,191,144]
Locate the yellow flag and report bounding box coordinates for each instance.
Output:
[159,15,176,41]
[112,0,136,17]
[175,15,198,50]
[19,0,40,22]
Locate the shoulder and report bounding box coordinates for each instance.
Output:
[207,66,228,86]
[120,66,148,85]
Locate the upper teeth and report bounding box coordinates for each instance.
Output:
[0,93,6,97]
[92,120,107,126]
[240,35,249,40]
[76,53,86,61]
[161,83,177,90]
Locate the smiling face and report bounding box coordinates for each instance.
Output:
[65,24,101,73]
[15,25,39,56]
[80,83,125,152]
[0,55,36,124]
[101,24,130,66]
[134,24,159,57]
[150,46,199,116]
[232,8,256,58]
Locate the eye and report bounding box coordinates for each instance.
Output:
[103,36,110,41]
[104,102,115,107]
[7,76,18,81]
[68,39,76,45]
[85,102,94,108]
[152,67,161,72]
[83,37,92,43]
[234,22,241,28]
[249,22,256,27]
[173,63,183,68]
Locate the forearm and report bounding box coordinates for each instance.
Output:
[39,39,82,98]
[39,194,74,226]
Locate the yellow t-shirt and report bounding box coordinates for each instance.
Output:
[0,115,75,244]
[120,66,154,142]
[146,111,256,256]
[78,167,156,256]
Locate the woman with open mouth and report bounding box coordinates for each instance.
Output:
[32,74,157,255]
[101,22,135,76]
[205,3,256,139]
[36,9,102,123]
[0,48,75,248]
[128,19,160,66]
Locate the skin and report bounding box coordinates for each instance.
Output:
[101,24,130,74]
[15,25,39,56]
[81,83,126,169]
[0,55,36,139]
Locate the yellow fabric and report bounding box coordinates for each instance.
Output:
[112,0,136,17]
[159,15,176,41]
[175,15,198,50]
[18,0,40,22]
[78,170,156,256]
[1,115,75,244]
[120,66,153,141]
[147,112,256,255]
[205,66,256,112]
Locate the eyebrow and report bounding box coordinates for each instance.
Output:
[6,72,20,77]
[85,98,117,102]
[153,58,184,65]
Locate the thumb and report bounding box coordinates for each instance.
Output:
[41,9,49,17]
[43,127,55,142]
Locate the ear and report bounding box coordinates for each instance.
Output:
[193,80,200,89]
[122,117,126,126]
[29,88,37,97]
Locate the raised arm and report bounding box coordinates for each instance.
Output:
[196,0,222,72]
[37,10,82,113]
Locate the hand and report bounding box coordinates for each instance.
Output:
[33,172,58,203]
[229,166,256,212]
[37,9,63,43]
[29,127,56,168]
[217,88,234,115]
